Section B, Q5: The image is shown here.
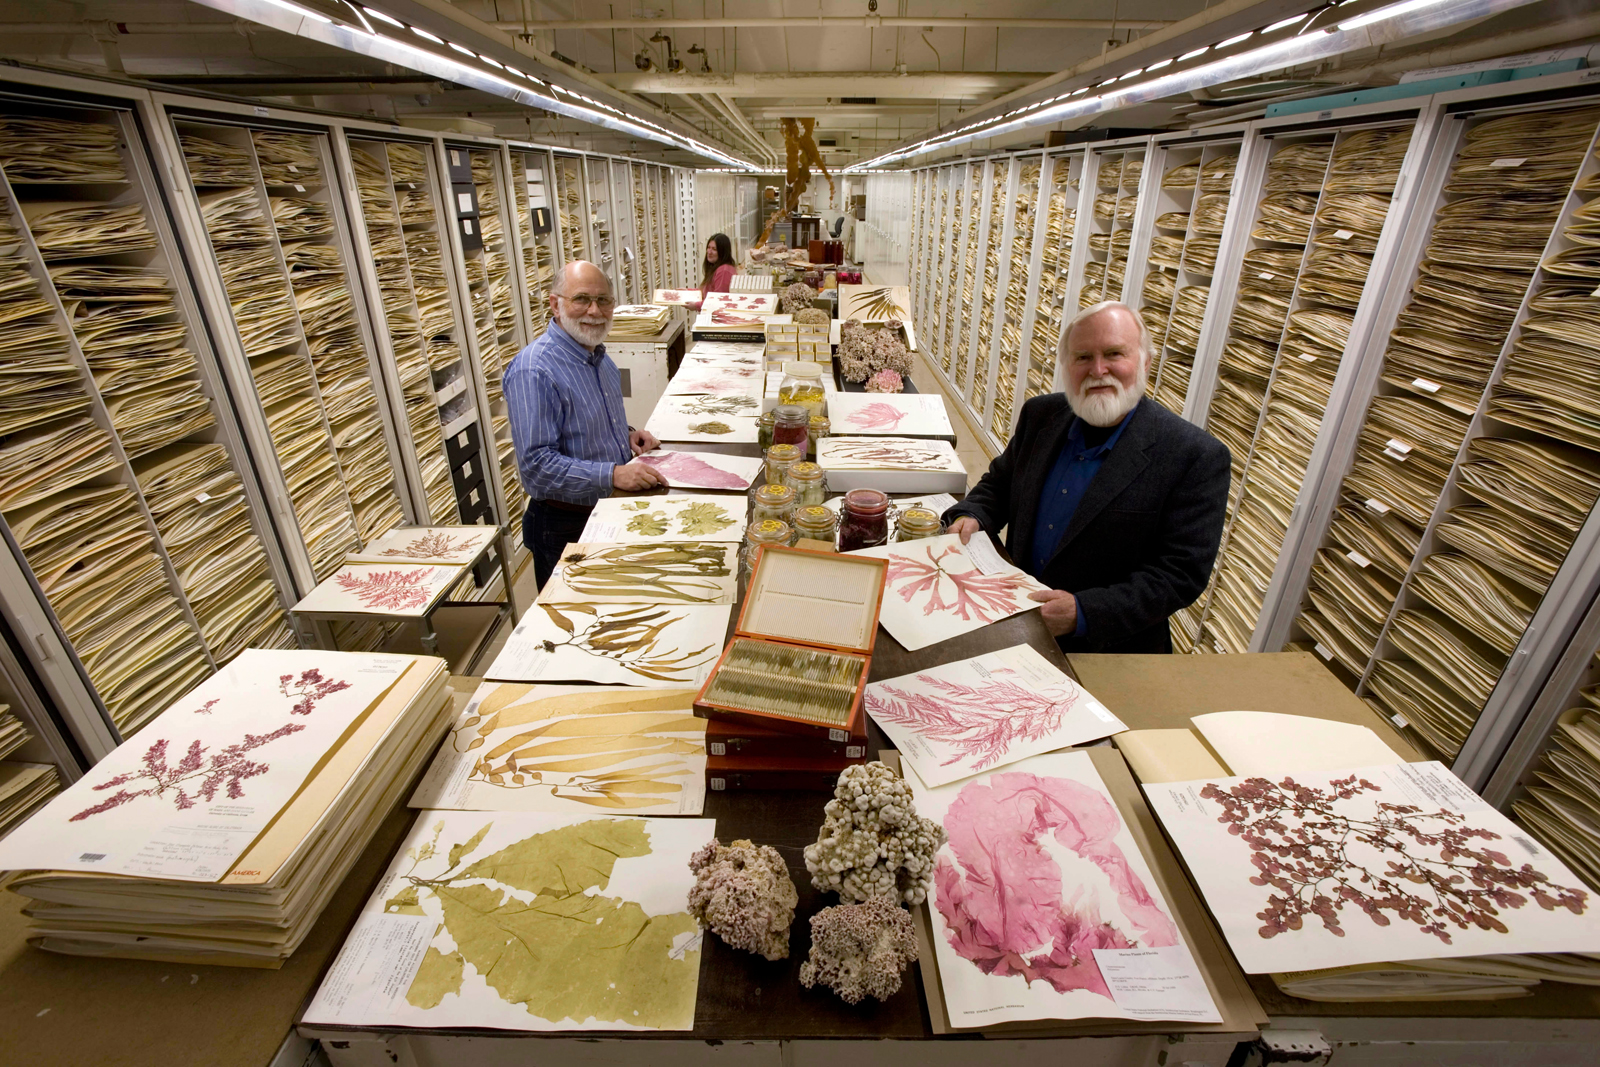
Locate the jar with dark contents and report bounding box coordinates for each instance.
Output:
[895,506,943,542]
[784,461,826,507]
[741,519,792,580]
[807,414,830,456]
[750,483,797,527]
[792,505,837,546]
[763,442,801,486]
[838,488,892,552]
[757,410,777,451]
[771,404,810,455]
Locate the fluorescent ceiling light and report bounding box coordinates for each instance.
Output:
[260,0,330,21]
[1265,12,1311,31]
[1338,0,1451,31]
[448,41,474,55]
[479,56,503,68]
[1071,86,1090,95]
[411,25,443,44]
[1179,45,1210,60]
[1216,31,1254,48]
[1145,57,1172,71]
[362,5,403,27]
[1118,68,1143,80]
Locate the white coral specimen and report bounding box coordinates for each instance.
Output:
[798,896,918,1004]
[794,307,830,325]
[687,838,798,961]
[782,281,818,314]
[803,761,944,905]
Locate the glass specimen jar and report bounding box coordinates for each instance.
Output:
[807,414,830,456]
[779,363,827,415]
[895,507,944,542]
[741,519,793,578]
[763,442,801,485]
[772,404,810,453]
[838,488,892,552]
[784,461,827,507]
[757,410,777,451]
[792,505,837,546]
[751,483,798,527]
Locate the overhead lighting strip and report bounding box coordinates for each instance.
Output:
[183,0,757,168]
[845,0,1542,171]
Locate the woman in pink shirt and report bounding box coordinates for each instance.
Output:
[699,233,736,302]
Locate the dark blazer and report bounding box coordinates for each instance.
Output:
[945,394,1230,654]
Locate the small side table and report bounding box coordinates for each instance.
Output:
[291,526,522,660]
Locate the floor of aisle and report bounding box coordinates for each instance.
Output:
[904,347,999,474]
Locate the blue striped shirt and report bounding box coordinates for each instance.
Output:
[504,320,632,506]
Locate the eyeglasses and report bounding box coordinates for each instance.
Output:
[558,293,616,311]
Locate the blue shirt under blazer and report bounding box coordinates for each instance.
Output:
[945,394,1230,654]
[503,320,632,507]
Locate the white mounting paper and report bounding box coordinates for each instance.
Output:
[294,563,463,617]
[849,534,1047,651]
[635,449,764,491]
[487,602,731,688]
[581,494,747,544]
[348,525,499,565]
[827,393,954,437]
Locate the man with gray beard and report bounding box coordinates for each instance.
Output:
[505,260,664,588]
[943,301,1229,653]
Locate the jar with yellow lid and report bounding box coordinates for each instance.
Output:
[895,506,944,542]
[792,505,837,546]
[757,410,777,451]
[741,519,793,579]
[751,483,798,527]
[807,414,830,456]
[763,442,802,485]
[784,461,827,507]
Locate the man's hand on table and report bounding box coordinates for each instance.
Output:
[629,428,659,456]
[613,461,663,492]
[1029,589,1079,636]
[949,516,983,545]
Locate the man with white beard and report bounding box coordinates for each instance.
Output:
[505,260,664,588]
[944,300,1229,653]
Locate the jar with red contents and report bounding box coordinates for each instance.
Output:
[838,488,893,552]
[771,404,810,455]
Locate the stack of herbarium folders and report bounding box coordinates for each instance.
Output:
[0,649,450,967]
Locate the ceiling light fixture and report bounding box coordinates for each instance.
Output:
[1265,12,1312,32]
[362,5,402,27]
[411,25,443,44]
[1145,57,1173,71]
[1178,45,1210,60]
[259,0,331,21]
[448,41,474,55]
[854,0,1539,169]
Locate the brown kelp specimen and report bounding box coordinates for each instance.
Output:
[536,602,716,682]
[847,286,909,321]
[757,118,836,247]
[555,542,733,602]
[452,685,705,809]
[687,420,734,435]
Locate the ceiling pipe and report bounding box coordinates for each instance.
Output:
[706,92,780,166]
[677,92,758,156]
[0,21,253,34]
[495,17,1173,31]
[1318,11,1600,83]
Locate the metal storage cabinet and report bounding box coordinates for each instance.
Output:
[553,153,587,266]
[584,155,617,292]
[1017,149,1083,410]
[1171,108,1431,656]
[986,154,1043,445]
[0,73,308,749]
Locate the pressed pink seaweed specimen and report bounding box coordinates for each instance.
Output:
[71,723,305,821]
[846,401,910,432]
[636,451,751,490]
[865,676,1080,770]
[935,772,1179,996]
[335,567,435,610]
[279,668,352,716]
[380,530,478,559]
[886,544,1034,622]
[1202,775,1588,944]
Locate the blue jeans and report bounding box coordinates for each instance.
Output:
[524,502,593,591]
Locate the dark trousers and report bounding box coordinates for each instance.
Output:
[524,501,594,592]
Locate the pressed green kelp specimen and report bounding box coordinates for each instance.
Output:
[687,420,733,435]
[554,542,733,602]
[536,602,716,682]
[626,508,669,536]
[389,818,701,1026]
[678,501,736,536]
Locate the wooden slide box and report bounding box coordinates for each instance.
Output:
[707,717,867,760]
[707,752,867,792]
[693,544,886,742]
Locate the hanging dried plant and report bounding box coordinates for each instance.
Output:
[756,118,837,247]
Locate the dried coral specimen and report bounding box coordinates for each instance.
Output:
[804,761,944,904]
[798,896,918,1004]
[687,838,798,960]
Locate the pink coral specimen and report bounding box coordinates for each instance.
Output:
[848,401,909,431]
[864,371,904,395]
[798,896,918,1004]
[637,451,751,490]
[935,771,1178,997]
[687,838,798,960]
[886,543,1035,622]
